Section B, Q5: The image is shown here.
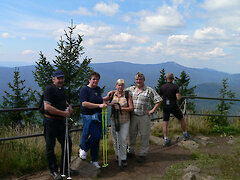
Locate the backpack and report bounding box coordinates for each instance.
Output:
[38,94,44,114]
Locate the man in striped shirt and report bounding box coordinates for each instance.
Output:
[126,72,162,163]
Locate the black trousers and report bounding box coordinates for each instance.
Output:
[44,117,72,173]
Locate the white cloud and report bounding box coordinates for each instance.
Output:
[22,50,35,55]
[138,5,185,34]
[206,47,226,57]
[1,32,14,38]
[167,35,190,46]
[94,2,119,16]
[200,0,240,11]
[193,27,226,40]
[56,7,95,16]
[122,15,131,22]
[75,24,112,37]
[109,33,148,43]
[147,42,163,52]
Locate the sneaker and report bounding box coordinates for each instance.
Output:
[121,160,128,167]
[137,156,146,163]
[90,161,101,168]
[164,139,171,146]
[50,171,62,180]
[183,133,190,141]
[79,148,87,160]
[127,152,136,159]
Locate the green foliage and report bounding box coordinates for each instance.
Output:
[175,71,196,112]
[34,25,93,105]
[155,68,166,110]
[209,125,240,135]
[33,51,55,93]
[155,68,166,95]
[207,79,235,130]
[0,68,37,126]
[53,25,93,104]
[0,141,47,178]
[217,79,235,114]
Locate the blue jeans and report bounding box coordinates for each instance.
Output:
[79,113,101,162]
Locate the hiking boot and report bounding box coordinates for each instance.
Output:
[164,139,171,146]
[79,148,87,160]
[183,133,190,141]
[122,160,128,167]
[127,152,136,159]
[137,156,146,163]
[50,171,62,180]
[90,161,101,168]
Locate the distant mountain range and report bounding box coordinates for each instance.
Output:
[1,61,240,113]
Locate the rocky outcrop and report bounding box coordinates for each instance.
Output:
[70,156,101,178]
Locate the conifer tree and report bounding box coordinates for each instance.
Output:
[155,68,166,95]
[0,68,37,126]
[34,24,93,104]
[33,51,54,93]
[217,78,235,115]
[175,71,196,112]
[208,79,235,127]
[155,68,166,110]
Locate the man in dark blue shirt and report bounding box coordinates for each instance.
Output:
[159,73,190,146]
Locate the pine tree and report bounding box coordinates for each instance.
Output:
[33,51,54,93]
[0,68,37,126]
[175,71,196,112]
[155,68,166,95]
[34,24,93,104]
[217,79,235,115]
[208,79,235,127]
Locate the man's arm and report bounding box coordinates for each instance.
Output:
[44,102,71,118]
[148,102,161,115]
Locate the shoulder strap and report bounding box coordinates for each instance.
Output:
[109,92,115,103]
[124,90,129,107]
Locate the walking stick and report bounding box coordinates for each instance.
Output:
[61,117,72,179]
[102,108,108,167]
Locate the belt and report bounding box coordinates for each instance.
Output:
[44,114,65,120]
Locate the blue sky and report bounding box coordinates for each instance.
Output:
[0,0,240,74]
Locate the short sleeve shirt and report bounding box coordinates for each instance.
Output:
[126,85,162,116]
[79,85,103,115]
[44,84,67,117]
[159,82,179,105]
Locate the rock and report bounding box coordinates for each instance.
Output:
[70,156,101,178]
[178,140,199,150]
[201,176,216,180]
[197,136,210,141]
[227,139,234,144]
[182,172,196,180]
[150,135,165,145]
[184,165,200,173]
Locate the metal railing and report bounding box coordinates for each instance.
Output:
[0,104,81,142]
[1,96,240,141]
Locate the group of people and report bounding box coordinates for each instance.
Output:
[43,70,190,180]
